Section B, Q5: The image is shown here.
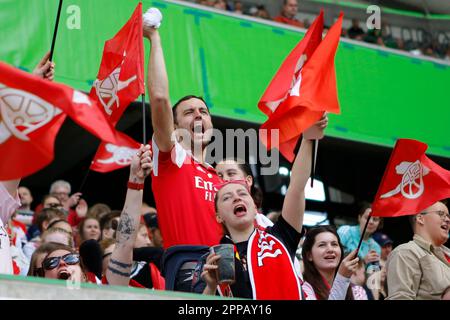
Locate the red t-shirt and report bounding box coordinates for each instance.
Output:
[67,209,82,227]
[273,15,304,28]
[151,140,223,248]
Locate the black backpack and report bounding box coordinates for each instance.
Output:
[160,245,210,293]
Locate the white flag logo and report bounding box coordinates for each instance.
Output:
[93,52,137,116]
[380,160,430,200]
[265,54,307,113]
[97,143,138,166]
[0,86,62,143]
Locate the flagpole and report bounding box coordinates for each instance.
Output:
[336,215,369,273]
[355,213,371,258]
[49,0,64,61]
[141,94,147,144]
[78,163,92,194]
[310,139,318,187]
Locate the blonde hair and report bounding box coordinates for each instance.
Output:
[41,227,74,248]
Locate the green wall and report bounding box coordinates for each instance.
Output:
[1,0,449,157]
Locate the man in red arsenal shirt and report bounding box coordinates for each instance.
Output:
[143,23,223,248]
[273,0,304,28]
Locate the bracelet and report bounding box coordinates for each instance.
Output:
[127,181,145,190]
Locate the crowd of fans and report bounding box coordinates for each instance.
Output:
[190,0,450,61]
[6,180,164,280]
[3,176,449,300]
[0,5,448,300]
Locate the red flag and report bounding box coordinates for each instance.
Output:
[371,139,450,217]
[258,12,343,162]
[90,131,141,173]
[0,62,118,180]
[89,3,145,126]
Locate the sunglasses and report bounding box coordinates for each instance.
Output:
[42,253,80,271]
[102,252,112,259]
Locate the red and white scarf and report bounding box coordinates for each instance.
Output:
[247,229,302,300]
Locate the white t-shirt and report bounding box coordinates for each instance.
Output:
[0,182,21,275]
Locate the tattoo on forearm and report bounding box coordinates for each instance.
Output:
[107,266,131,277]
[116,212,134,245]
[110,258,132,269]
[130,176,143,183]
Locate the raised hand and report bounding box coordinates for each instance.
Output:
[338,249,360,278]
[143,8,162,39]
[129,144,152,183]
[32,52,55,81]
[75,198,88,219]
[65,192,82,209]
[143,23,157,39]
[303,113,329,140]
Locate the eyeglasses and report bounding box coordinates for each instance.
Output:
[46,203,62,209]
[42,253,80,271]
[420,210,450,221]
[51,192,69,197]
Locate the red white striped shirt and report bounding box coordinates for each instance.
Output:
[0,182,20,275]
[302,274,368,300]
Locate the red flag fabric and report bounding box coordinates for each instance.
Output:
[258,12,343,162]
[371,139,450,217]
[0,62,118,180]
[89,3,145,126]
[90,131,141,173]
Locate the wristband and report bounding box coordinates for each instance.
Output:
[127,181,145,190]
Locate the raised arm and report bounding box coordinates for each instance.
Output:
[106,145,152,286]
[0,53,53,219]
[143,24,174,152]
[0,180,21,224]
[281,115,328,232]
[328,249,359,300]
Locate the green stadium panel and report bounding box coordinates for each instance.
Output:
[1,0,449,158]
